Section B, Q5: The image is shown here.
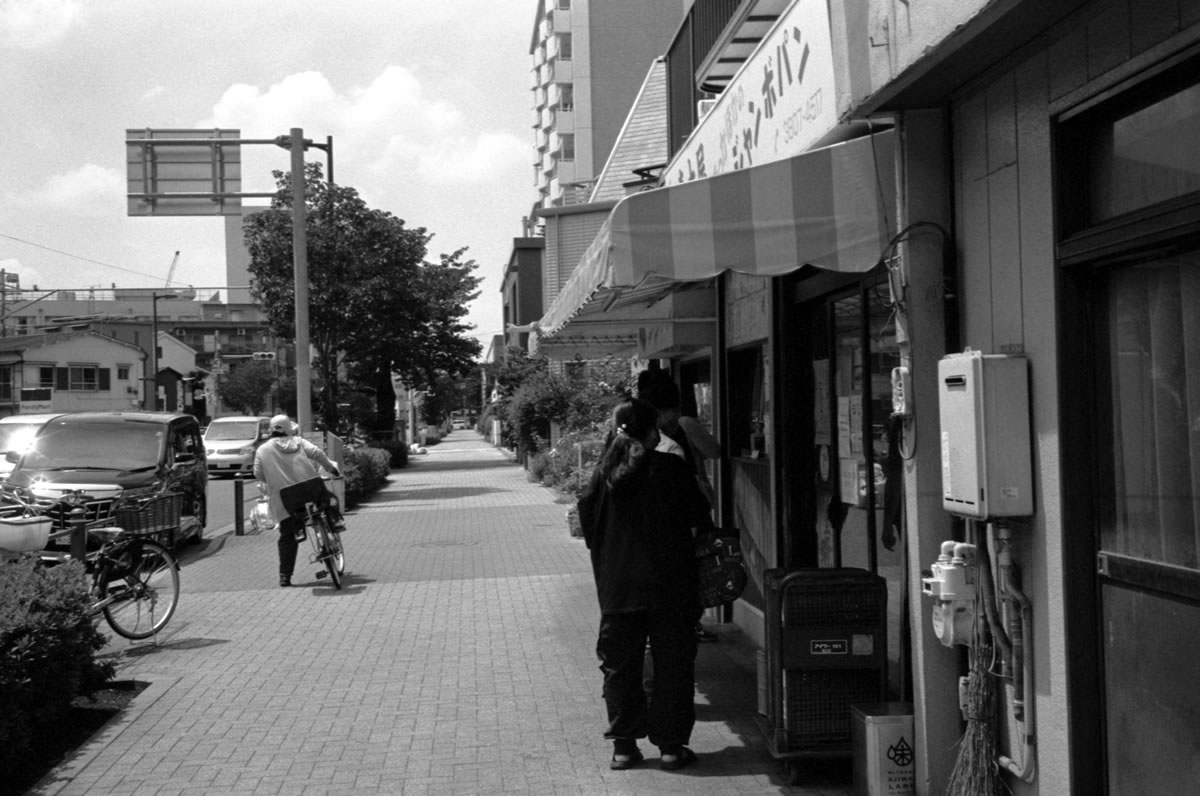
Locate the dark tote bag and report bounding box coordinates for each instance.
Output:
[696,528,747,607]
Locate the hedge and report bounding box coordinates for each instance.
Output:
[0,556,114,775]
[343,446,392,508]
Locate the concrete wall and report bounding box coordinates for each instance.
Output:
[586,0,686,178]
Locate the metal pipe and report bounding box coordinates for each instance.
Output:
[995,521,1037,783]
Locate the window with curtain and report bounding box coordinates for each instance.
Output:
[1104,255,1200,569]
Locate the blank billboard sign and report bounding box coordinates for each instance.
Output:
[126,128,243,216]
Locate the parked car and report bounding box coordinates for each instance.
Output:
[0,413,65,481]
[204,415,270,477]
[1,411,208,546]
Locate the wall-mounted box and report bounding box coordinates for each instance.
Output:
[938,349,1033,518]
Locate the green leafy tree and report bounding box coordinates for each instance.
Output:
[215,361,277,415]
[243,164,482,433]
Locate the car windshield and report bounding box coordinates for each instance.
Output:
[0,423,43,454]
[205,421,260,441]
[20,422,164,471]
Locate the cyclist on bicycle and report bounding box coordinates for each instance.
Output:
[253,414,344,587]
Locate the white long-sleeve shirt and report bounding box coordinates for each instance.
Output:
[253,436,337,523]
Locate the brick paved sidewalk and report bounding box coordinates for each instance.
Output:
[30,433,852,795]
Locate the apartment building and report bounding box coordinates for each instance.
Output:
[530,0,685,210]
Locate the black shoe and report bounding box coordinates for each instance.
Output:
[330,520,346,533]
[280,575,291,587]
[660,746,697,770]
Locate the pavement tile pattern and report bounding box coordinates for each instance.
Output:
[29,434,853,795]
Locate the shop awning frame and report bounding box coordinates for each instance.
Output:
[536,130,896,341]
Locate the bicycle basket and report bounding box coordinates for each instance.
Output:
[115,492,183,535]
[279,477,329,518]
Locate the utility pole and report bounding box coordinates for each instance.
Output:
[289,128,313,435]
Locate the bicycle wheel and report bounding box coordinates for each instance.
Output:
[327,519,345,575]
[312,516,341,589]
[101,538,180,639]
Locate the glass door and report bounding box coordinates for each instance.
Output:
[805,278,906,692]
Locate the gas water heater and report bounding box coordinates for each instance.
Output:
[938,349,1033,519]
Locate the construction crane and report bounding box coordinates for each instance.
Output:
[164,250,180,287]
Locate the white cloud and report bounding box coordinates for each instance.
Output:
[24,163,123,215]
[0,0,82,49]
[142,85,165,101]
[415,131,529,185]
[0,258,45,290]
[200,65,528,191]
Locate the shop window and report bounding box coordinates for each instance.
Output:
[728,345,769,458]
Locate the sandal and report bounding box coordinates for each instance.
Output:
[610,750,644,770]
[660,747,697,770]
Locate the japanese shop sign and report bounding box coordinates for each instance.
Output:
[665,0,836,186]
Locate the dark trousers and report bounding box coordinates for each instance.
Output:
[278,516,302,576]
[278,494,342,576]
[597,607,697,749]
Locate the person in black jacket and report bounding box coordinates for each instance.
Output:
[578,397,714,771]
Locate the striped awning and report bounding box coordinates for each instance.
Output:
[537,130,895,338]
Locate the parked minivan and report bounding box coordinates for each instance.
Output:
[1,411,208,546]
[203,415,270,477]
[0,413,65,480]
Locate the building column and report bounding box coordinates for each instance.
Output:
[896,108,960,796]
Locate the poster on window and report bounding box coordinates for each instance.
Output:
[814,359,830,445]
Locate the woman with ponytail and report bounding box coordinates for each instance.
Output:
[578,397,714,771]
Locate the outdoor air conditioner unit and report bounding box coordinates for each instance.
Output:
[698,99,717,118]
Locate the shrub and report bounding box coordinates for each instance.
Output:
[0,557,114,775]
[527,451,551,482]
[367,438,408,469]
[343,446,391,507]
[547,429,608,500]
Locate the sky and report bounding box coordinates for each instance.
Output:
[0,0,538,351]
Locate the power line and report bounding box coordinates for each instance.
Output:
[0,231,189,285]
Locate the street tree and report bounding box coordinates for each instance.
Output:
[244,164,482,434]
[216,361,276,416]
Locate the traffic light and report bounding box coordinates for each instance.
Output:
[251,351,276,361]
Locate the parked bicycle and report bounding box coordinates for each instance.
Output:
[0,490,181,639]
[278,477,345,589]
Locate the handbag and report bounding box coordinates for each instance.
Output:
[695,527,747,607]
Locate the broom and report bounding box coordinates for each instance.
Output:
[944,541,1007,796]
[944,652,1004,796]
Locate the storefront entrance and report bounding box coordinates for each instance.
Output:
[783,270,908,697]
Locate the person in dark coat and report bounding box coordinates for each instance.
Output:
[578,397,714,771]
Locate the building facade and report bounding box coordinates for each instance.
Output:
[532,0,1200,793]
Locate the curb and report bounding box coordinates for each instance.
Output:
[30,674,180,796]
